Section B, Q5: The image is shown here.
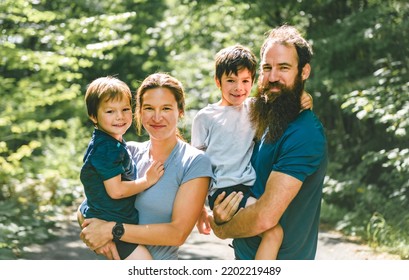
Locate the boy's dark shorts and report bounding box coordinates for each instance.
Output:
[116,240,139,260]
[208,184,254,211]
[79,199,139,260]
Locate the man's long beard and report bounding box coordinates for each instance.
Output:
[250,74,304,143]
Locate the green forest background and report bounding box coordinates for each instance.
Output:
[1,0,408,259]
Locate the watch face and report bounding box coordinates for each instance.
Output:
[114,226,124,235]
[113,223,124,239]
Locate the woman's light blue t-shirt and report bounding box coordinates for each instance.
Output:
[128,140,213,260]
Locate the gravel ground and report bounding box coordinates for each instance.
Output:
[19,214,401,260]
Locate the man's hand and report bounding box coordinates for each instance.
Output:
[209,191,244,239]
[212,191,243,225]
[208,214,225,239]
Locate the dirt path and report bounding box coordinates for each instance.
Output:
[19,213,400,260]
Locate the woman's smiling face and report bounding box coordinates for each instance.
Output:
[140,87,182,141]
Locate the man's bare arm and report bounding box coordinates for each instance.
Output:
[210,171,302,239]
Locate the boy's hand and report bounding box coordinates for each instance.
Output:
[301,91,313,110]
[145,160,164,186]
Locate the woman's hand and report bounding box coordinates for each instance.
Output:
[196,207,211,235]
[80,218,114,250]
[94,241,120,260]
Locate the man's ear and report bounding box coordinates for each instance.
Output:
[302,63,311,80]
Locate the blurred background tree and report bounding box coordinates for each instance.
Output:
[0,0,407,259]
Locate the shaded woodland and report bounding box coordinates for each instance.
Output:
[0,0,408,259]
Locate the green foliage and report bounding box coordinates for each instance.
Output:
[0,192,56,259]
[342,58,408,138]
[310,1,409,258]
[0,0,408,259]
[0,0,160,257]
[144,0,273,139]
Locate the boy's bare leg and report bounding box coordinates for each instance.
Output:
[125,245,153,260]
[255,224,283,259]
[245,197,284,260]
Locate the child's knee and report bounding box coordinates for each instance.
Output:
[263,224,284,242]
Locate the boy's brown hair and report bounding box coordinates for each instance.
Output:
[214,44,257,83]
[85,76,132,121]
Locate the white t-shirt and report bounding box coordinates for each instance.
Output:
[191,98,256,195]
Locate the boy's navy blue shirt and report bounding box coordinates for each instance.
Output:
[80,129,139,224]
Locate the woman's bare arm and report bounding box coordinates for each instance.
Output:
[80,177,209,250]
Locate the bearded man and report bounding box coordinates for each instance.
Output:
[210,25,328,260]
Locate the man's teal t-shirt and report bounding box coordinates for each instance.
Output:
[233,110,328,260]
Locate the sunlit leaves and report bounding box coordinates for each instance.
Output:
[7,141,41,162]
[0,0,144,257]
[1,0,409,259]
[342,59,408,137]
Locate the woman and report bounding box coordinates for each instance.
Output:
[79,73,213,260]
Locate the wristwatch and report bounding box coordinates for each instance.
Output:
[112,222,124,241]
